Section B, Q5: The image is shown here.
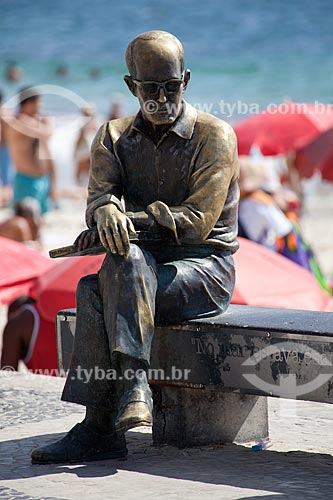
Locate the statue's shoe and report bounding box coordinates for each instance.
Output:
[115,387,153,434]
[31,422,128,464]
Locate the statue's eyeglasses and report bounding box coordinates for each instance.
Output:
[131,77,184,97]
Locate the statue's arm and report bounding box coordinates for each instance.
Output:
[72,123,127,252]
[79,123,163,254]
[85,122,168,241]
[85,122,125,228]
[146,122,240,243]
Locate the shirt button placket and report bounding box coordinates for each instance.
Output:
[156,147,165,194]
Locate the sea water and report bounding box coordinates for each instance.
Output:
[1,0,333,186]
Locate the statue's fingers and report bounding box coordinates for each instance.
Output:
[107,219,124,255]
[118,222,131,255]
[98,227,109,251]
[73,230,87,249]
[127,217,136,236]
[93,228,100,245]
[85,229,98,249]
[112,227,125,255]
[78,235,85,251]
[105,227,117,254]
[88,230,98,247]
[80,234,89,251]
[73,235,80,247]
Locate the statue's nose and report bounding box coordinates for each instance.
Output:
[157,87,167,103]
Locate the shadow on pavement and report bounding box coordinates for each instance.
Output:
[1,429,333,499]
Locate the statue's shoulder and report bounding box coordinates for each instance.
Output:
[105,115,137,143]
[196,109,237,143]
[91,115,136,151]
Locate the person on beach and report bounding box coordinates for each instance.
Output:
[238,157,293,249]
[1,296,58,374]
[0,90,14,198]
[0,197,41,245]
[108,95,124,121]
[31,31,239,464]
[238,159,332,294]
[74,104,99,187]
[5,62,23,82]
[6,86,57,214]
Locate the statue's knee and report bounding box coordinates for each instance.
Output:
[76,274,98,302]
[103,244,144,267]
[127,244,144,263]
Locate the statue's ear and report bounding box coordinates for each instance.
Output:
[124,75,137,97]
[182,69,191,93]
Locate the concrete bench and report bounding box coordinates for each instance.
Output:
[56,305,333,448]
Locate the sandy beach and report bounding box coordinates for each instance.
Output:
[300,183,333,282]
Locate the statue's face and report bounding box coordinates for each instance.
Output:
[125,41,190,126]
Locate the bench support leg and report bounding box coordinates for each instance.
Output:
[152,386,268,448]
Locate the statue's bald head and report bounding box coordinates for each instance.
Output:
[126,31,184,79]
[124,31,190,126]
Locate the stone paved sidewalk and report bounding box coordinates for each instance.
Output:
[1,372,333,500]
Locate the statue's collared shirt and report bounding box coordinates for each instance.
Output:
[86,101,240,252]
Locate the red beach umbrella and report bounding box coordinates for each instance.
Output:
[0,237,53,305]
[295,128,333,181]
[320,152,333,182]
[31,254,105,322]
[232,238,330,312]
[234,102,333,157]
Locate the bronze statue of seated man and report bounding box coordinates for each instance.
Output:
[31,30,240,464]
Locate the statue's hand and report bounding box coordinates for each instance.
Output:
[95,204,136,256]
[74,228,99,252]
